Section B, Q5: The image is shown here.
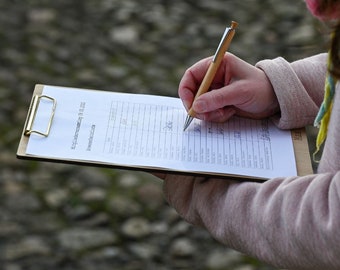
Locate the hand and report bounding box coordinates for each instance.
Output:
[160,174,236,227]
[179,53,280,122]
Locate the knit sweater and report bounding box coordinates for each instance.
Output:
[163,53,340,269]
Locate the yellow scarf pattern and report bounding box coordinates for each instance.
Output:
[313,52,337,162]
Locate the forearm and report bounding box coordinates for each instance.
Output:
[164,172,340,269]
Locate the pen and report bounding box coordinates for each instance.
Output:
[183,21,238,131]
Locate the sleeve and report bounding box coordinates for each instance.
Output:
[164,172,340,270]
[163,53,340,269]
[256,53,327,129]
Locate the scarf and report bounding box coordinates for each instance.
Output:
[313,52,337,161]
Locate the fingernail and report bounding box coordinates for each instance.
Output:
[182,100,189,111]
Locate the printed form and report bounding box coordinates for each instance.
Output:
[26,85,297,179]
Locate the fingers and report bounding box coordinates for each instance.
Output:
[193,80,251,112]
[178,53,278,121]
[178,87,194,111]
[163,174,196,217]
[196,106,236,122]
[178,57,213,110]
[178,53,247,112]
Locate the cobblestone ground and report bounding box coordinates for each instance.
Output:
[0,0,326,269]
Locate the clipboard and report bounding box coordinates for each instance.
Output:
[290,128,313,176]
[17,85,56,158]
[17,84,313,180]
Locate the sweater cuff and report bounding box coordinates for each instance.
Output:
[256,57,320,129]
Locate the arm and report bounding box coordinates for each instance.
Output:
[181,53,327,128]
[163,171,340,269]
[162,53,340,269]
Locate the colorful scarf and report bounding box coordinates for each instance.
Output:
[305,1,340,161]
[313,52,337,161]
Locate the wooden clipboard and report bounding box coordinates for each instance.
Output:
[17,84,313,179]
[291,128,313,176]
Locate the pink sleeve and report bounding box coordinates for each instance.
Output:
[163,53,340,269]
[164,172,340,269]
[256,53,327,129]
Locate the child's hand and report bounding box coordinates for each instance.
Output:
[179,53,280,122]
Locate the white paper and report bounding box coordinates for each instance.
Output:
[26,85,297,179]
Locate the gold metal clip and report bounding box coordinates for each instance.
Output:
[24,95,57,137]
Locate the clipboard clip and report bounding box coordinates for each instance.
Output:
[24,95,57,137]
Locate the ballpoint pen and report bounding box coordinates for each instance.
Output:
[183,21,238,131]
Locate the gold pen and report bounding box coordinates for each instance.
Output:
[183,21,238,131]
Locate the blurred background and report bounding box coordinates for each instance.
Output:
[0,0,327,269]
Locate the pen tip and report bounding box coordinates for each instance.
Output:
[183,115,194,131]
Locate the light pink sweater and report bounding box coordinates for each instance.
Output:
[164,53,340,269]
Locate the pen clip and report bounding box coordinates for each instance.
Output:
[212,22,237,62]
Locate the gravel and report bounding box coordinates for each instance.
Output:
[0,0,326,269]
